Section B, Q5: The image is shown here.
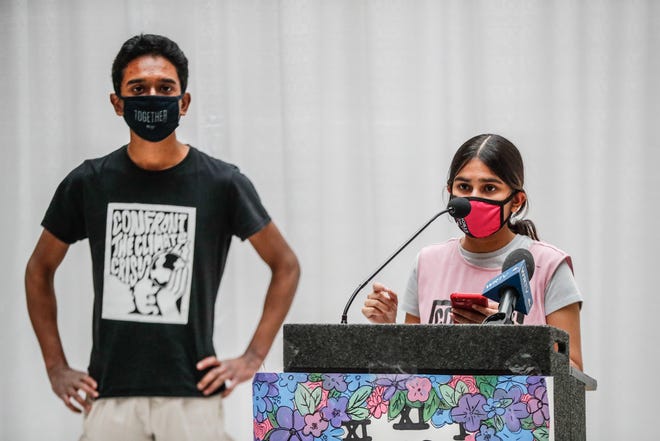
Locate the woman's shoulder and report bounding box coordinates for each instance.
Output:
[529,239,569,256]
[420,238,460,253]
[528,239,573,271]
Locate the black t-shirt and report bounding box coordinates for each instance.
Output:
[42,145,270,397]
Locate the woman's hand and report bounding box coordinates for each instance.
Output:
[451,300,499,324]
[361,282,398,323]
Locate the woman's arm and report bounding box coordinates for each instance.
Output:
[546,302,583,370]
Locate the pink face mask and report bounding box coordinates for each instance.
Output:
[453,193,517,238]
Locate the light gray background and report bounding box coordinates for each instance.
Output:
[2,0,658,439]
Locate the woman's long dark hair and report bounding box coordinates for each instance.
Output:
[446,134,539,240]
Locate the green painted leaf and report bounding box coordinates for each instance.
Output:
[267,411,278,428]
[454,381,469,398]
[348,407,370,420]
[439,384,458,407]
[533,426,550,441]
[388,391,406,420]
[294,383,320,415]
[308,373,324,382]
[348,386,372,410]
[493,415,505,432]
[422,389,441,422]
[476,376,497,398]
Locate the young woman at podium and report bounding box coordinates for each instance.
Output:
[361,134,584,370]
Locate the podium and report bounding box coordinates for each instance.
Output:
[278,323,596,440]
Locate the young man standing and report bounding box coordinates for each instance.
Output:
[25,34,300,440]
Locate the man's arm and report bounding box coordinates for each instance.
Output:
[25,229,98,412]
[197,221,300,396]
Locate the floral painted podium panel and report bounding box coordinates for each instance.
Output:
[253,373,554,441]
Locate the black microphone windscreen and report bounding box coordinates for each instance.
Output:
[502,248,535,279]
[447,197,471,218]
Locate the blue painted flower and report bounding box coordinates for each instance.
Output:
[374,374,410,400]
[253,374,280,422]
[496,376,529,393]
[483,396,507,419]
[493,387,530,432]
[269,406,313,441]
[430,374,452,385]
[476,424,503,441]
[321,396,351,428]
[322,374,348,393]
[279,373,309,393]
[430,407,453,428]
[450,393,487,432]
[314,426,344,441]
[496,425,534,441]
[346,374,376,392]
[253,381,275,422]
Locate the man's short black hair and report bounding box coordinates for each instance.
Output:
[111,34,189,95]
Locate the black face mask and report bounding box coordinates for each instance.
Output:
[120,95,182,142]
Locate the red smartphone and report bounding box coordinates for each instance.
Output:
[450,293,488,310]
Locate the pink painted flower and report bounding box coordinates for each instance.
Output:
[303,411,329,437]
[449,375,479,394]
[367,386,389,419]
[406,377,432,402]
[253,417,273,440]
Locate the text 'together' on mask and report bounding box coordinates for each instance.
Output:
[120,95,183,142]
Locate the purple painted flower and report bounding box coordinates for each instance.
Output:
[302,411,329,437]
[321,396,351,428]
[526,385,549,426]
[526,376,545,395]
[374,374,410,400]
[475,424,503,441]
[493,387,530,432]
[322,374,348,392]
[450,393,488,432]
[269,406,313,441]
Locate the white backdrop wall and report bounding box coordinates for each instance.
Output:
[1,0,658,439]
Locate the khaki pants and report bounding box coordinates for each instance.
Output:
[80,395,234,441]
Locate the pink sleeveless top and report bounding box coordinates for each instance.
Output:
[417,239,572,324]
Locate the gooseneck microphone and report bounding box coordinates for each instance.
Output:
[483,248,535,324]
[340,197,471,324]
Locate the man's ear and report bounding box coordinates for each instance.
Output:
[179,92,191,116]
[110,93,123,116]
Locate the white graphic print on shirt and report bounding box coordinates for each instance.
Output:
[102,203,196,324]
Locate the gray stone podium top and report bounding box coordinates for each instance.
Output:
[282,323,597,440]
[283,323,588,381]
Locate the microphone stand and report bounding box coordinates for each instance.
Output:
[340,209,449,324]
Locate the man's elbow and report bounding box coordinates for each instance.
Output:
[275,249,301,288]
